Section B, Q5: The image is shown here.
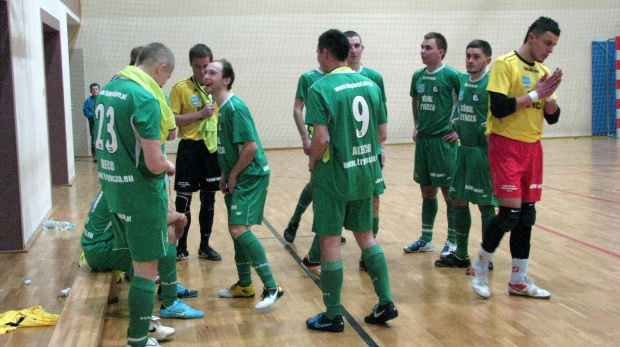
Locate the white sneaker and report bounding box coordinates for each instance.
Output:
[508,276,551,299]
[440,241,456,258]
[255,285,284,310]
[470,260,490,299]
[148,316,175,340]
[403,239,434,253]
[126,337,161,347]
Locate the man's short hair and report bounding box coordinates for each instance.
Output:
[219,59,235,91]
[89,83,100,89]
[523,16,561,44]
[136,42,175,70]
[466,39,492,57]
[343,30,362,43]
[189,44,213,63]
[318,29,349,62]
[424,32,448,60]
[129,46,143,65]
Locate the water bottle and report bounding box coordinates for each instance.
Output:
[42,221,75,230]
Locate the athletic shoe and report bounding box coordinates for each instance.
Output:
[306,312,344,332]
[341,235,346,243]
[466,261,493,275]
[364,301,398,324]
[148,316,175,340]
[176,249,189,261]
[283,222,299,243]
[157,283,199,300]
[217,282,255,298]
[435,253,471,268]
[469,261,490,299]
[127,337,160,347]
[255,285,284,309]
[508,276,551,299]
[440,241,457,258]
[403,240,434,253]
[198,246,222,261]
[359,258,367,272]
[302,255,321,276]
[160,299,204,319]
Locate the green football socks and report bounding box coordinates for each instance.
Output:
[320,260,343,319]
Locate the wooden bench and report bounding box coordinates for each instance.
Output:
[47,264,114,347]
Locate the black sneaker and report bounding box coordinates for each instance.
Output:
[176,249,189,261]
[466,261,493,275]
[306,312,344,332]
[434,253,471,268]
[198,246,222,261]
[364,302,398,324]
[340,235,346,243]
[283,222,299,243]
[359,258,367,272]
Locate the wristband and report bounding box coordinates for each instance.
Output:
[545,96,554,102]
[528,91,539,102]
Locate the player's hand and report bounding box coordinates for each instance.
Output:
[442,130,459,143]
[166,128,177,141]
[219,173,228,194]
[534,68,563,99]
[166,161,175,176]
[412,129,419,142]
[226,176,237,194]
[202,104,216,118]
[302,136,311,156]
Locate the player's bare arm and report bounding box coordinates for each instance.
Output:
[173,104,215,126]
[308,124,328,171]
[411,98,419,142]
[141,137,175,176]
[293,98,311,155]
[226,141,258,194]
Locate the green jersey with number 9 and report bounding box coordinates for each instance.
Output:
[94,78,167,212]
[305,67,386,202]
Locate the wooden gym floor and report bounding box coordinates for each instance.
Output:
[1,137,619,346]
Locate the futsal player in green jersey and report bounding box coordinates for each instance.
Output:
[282,67,324,247]
[203,59,284,310]
[305,29,397,333]
[470,17,562,299]
[81,190,201,341]
[405,32,460,258]
[434,40,497,269]
[95,43,181,347]
[344,30,388,272]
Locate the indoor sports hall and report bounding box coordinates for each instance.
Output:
[1,1,619,346]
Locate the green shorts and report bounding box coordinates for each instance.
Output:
[224,174,270,226]
[448,145,496,206]
[414,135,457,187]
[312,191,373,236]
[110,197,168,262]
[83,241,132,273]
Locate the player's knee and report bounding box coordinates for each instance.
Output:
[497,206,520,232]
[200,190,215,206]
[519,203,536,227]
[175,194,192,213]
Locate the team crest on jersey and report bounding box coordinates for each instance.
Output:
[459,91,464,101]
[522,76,531,89]
[417,84,425,93]
[433,86,439,93]
[190,96,200,106]
[473,93,479,102]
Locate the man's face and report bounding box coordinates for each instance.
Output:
[90,85,100,97]
[347,35,364,66]
[191,56,212,81]
[203,61,224,94]
[420,38,443,66]
[529,31,559,63]
[465,47,489,75]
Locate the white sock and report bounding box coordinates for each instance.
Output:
[475,246,493,269]
[510,258,529,283]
